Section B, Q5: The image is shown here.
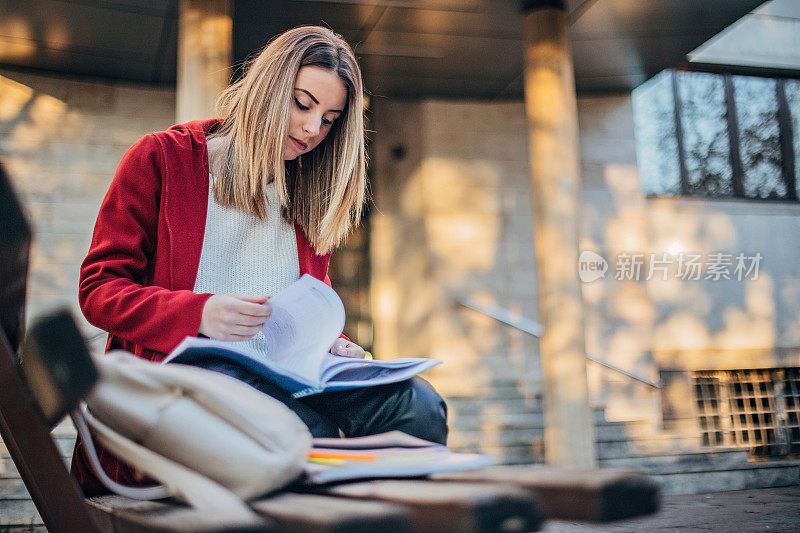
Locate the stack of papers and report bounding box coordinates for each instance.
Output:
[303,431,495,484]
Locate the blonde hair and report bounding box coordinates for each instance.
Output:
[212,26,366,254]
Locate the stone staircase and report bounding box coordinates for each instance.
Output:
[449,403,799,496]
[595,413,800,495]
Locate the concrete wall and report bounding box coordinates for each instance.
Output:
[0,68,175,343]
[578,94,800,425]
[371,100,543,462]
[371,94,800,455]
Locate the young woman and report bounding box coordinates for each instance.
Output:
[72,26,447,495]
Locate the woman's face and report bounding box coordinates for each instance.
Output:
[284,65,348,161]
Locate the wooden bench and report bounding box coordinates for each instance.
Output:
[0,164,660,532]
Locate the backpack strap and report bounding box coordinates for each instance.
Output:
[71,404,257,522]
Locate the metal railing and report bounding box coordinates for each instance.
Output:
[459,297,660,389]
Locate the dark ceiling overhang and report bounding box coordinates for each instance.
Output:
[0,0,767,98]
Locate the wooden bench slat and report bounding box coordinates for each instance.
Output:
[431,466,660,522]
[251,492,412,533]
[307,479,544,533]
[86,495,274,533]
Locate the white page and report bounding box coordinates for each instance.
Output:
[260,275,345,381]
[312,431,444,450]
[303,449,495,484]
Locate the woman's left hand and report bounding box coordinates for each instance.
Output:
[329,338,366,358]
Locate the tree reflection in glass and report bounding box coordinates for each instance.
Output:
[632,70,681,196]
[732,76,784,199]
[786,80,800,200]
[676,71,732,197]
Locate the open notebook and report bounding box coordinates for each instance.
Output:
[164,275,440,398]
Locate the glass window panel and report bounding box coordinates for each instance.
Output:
[732,76,786,199]
[676,71,733,196]
[632,70,681,196]
[786,79,800,199]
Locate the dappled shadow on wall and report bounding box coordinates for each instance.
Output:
[370,103,544,463]
[577,74,800,423]
[0,72,89,324]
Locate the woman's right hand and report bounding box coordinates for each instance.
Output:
[198,294,271,341]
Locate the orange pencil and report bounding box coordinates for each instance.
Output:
[308,451,377,462]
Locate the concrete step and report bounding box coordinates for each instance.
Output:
[0,418,76,485]
[454,407,613,433]
[449,427,543,449]
[599,448,752,474]
[465,444,545,465]
[0,499,42,527]
[51,418,77,438]
[452,411,544,432]
[1,436,75,461]
[597,434,704,460]
[450,397,544,417]
[0,457,19,479]
[594,419,656,441]
[454,430,702,459]
[0,456,71,479]
[446,385,545,407]
[0,526,46,532]
[652,461,800,495]
[454,414,705,462]
[600,447,800,495]
[0,478,32,500]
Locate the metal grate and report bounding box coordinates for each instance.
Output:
[695,375,725,446]
[726,370,779,455]
[784,368,800,455]
[693,368,800,458]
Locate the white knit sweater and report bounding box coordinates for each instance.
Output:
[193,173,300,354]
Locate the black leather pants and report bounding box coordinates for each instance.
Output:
[189,357,449,445]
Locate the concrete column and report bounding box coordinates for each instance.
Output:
[176,0,232,123]
[521,0,596,467]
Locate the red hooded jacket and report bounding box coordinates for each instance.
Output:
[72,119,334,494]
